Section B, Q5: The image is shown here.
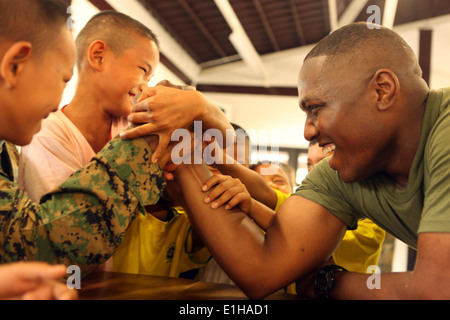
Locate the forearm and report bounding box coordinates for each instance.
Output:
[174,164,274,297]
[216,160,278,209]
[330,233,450,300]
[176,165,348,299]
[248,199,276,231]
[312,266,448,300]
[197,92,234,134]
[329,271,417,299]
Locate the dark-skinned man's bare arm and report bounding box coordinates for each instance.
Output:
[173,162,346,299]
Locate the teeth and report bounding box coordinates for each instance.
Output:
[322,144,336,155]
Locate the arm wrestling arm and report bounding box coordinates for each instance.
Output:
[174,163,346,299]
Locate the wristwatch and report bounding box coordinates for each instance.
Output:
[314,264,347,300]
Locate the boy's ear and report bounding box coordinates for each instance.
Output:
[0,42,32,88]
[87,40,107,71]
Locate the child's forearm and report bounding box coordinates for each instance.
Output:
[247,199,276,231]
[216,158,278,209]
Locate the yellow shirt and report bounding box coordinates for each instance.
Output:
[332,218,385,273]
[111,207,210,277]
[273,189,385,293]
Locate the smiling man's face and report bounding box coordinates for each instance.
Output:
[298,55,388,183]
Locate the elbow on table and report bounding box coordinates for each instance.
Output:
[241,288,271,300]
[237,279,278,300]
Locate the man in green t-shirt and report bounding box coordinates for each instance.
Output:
[160,22,450,299]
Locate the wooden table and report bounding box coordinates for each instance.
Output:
[79,271,303,300]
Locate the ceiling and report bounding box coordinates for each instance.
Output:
[134,0,450,67]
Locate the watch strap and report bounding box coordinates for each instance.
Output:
[314,264,347,300]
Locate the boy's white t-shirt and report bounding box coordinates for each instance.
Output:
[18,109,129,202]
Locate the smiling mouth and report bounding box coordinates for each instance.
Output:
[322,143,336,155]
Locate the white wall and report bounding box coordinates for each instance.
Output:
[392,14,450,90]
[204,93,304,149]
[200,46,311,148]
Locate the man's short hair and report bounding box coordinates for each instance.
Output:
[75,11,159,66]
[305,22,422,76]
[0,0,71,55]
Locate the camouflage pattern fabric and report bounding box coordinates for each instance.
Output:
[0,136,165,275]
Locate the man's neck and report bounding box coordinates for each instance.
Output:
[385,100,427,189]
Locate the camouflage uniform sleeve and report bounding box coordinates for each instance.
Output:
[0,136,165,274]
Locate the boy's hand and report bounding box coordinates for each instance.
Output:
[143,134,172,169]
[156,130,203,181]
[0,262,78,300]
[202,174,253,214]
[121,82,205,163]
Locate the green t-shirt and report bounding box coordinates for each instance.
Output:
[295,87,450,249]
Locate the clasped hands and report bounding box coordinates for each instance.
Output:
[121,80,254,215]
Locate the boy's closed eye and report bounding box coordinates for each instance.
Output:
[273,179,287,185]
